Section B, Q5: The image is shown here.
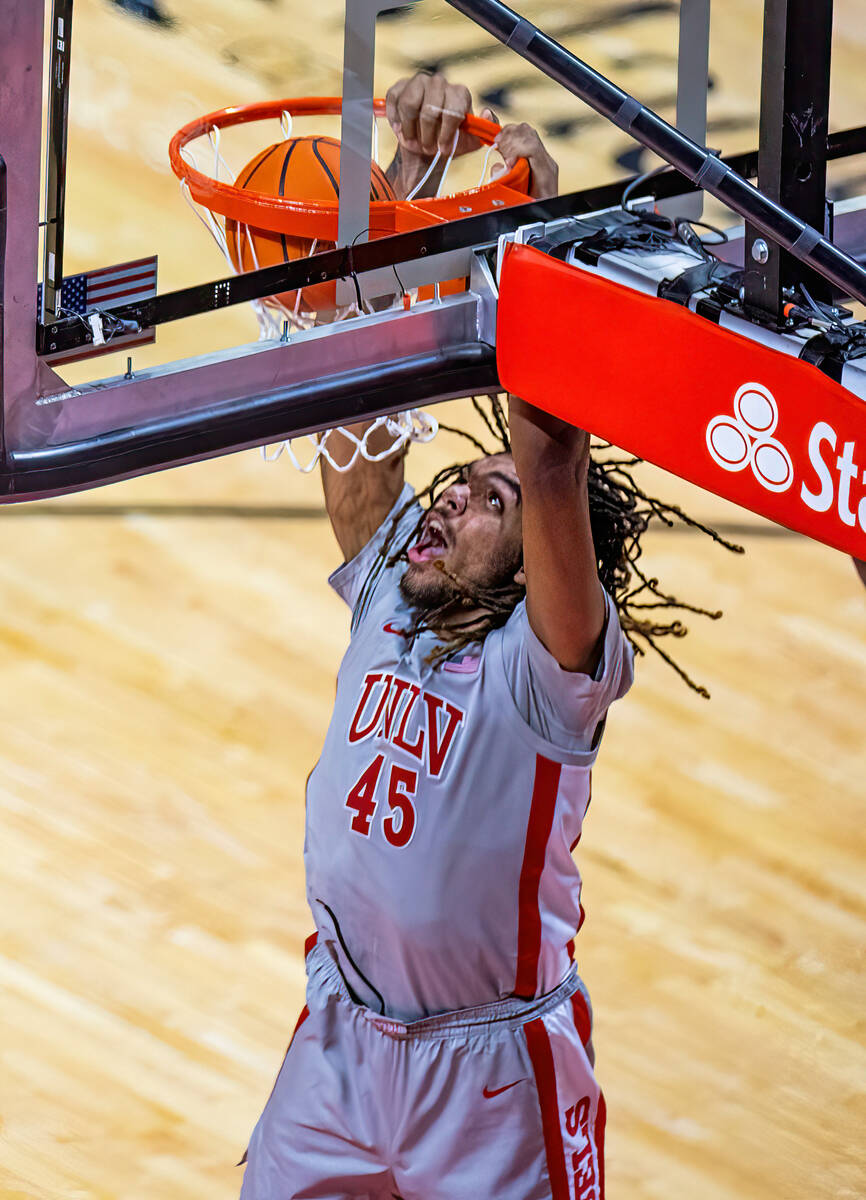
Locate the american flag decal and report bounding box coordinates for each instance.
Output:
[38,255,158,364]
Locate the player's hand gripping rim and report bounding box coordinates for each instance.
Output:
[386,71,559,200]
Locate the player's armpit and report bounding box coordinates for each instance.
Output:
[508,396,606,675]
[320,421,407,562]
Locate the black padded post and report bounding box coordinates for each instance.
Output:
[744,0,835,318]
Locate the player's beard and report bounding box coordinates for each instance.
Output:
[398,561,461,611]
[399,542,522,615]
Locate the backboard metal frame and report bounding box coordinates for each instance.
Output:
[0,0,864,503]
[41,0,74,324]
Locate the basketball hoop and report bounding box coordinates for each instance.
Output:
[169,97,530,472]
[168,97,531,242]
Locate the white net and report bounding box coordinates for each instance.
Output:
[260,409,439,473]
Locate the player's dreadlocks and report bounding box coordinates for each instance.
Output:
[373,396,743,698]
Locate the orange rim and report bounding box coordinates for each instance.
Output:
[168,97,531,240]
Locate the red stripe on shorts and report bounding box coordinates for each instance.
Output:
[514,755,562,996]
[570,990,592,1048]
[596,1092,607,1199]
[524,1016,571,1200]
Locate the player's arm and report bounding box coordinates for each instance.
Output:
[508,395,606,675]
[385,72,558,201]
[320,74,464,560]
[320,423,406,562]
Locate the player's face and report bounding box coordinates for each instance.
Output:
[401,453,524,609]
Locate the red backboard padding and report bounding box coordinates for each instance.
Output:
[497,242,866,559]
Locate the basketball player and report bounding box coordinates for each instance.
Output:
[240,75,631,1200]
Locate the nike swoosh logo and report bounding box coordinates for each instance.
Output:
[482,1079,524,1098]
[382,622,406,636]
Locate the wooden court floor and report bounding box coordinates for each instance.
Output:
[1,2,864,1198]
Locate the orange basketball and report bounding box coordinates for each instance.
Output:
[225,136,396,314]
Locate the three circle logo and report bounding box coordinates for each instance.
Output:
[706,383,794,493]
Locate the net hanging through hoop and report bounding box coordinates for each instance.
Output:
[261,409,440,473]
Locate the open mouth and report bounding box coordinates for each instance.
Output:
[407,519,448,564]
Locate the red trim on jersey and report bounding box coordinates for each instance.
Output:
[596,1092,607,1199]
[304,931,319,958]
[514,755,562,996]
[570,990,592,1048]
[524,1017,570,1200]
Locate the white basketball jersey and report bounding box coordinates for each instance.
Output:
[305,486,633,1022]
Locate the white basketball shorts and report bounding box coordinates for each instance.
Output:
[239,938,605,1200]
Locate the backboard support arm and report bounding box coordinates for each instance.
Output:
[442,0,866,306]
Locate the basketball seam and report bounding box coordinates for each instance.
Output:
[371,163,386,201]
[231,143,287,271]
[239,141,284,192]
[311,137,341,200]
[277,139,301,264]
[371,163,392,202]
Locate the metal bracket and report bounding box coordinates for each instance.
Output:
[658,0,711,222]
[337,0,422,302]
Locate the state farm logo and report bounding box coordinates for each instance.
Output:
[706,382,794,493]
